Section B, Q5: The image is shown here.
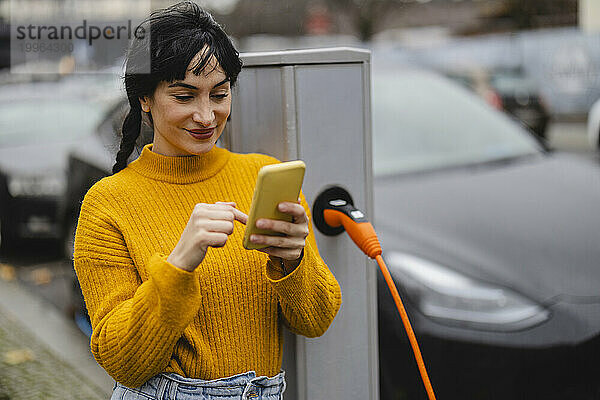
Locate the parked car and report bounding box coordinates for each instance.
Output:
[64,66,600,400]
[445,67,551,140]
[373,69,600,399]
[0,76,121,252]
[587,97,600,150]
[60,98,153,333]
[59,99,153,260]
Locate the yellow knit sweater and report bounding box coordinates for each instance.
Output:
[73,143,342,388]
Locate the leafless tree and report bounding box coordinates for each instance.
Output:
[325,0,405,41]
[491,0,577,29]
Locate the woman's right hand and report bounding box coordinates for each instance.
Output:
[167,202,248,272]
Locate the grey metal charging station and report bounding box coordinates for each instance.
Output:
[223,48,378,400]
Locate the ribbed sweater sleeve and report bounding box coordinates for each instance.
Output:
[73,183,203,387]
[264,192,342,338]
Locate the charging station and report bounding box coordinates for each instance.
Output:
[223,48,378,400]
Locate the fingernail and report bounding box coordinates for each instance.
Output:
[250,235,258,242]
[256,220,265,228]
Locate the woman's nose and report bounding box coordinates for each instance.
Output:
[192,103,215,126]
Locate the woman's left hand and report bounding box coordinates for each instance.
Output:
[250,200,309,266]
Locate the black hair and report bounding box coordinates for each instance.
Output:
[112,1,243,174]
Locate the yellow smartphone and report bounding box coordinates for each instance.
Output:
[243,160,306,250]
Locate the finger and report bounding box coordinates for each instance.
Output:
[200,231,229,248]
[199,202,248,224]
[214,202,246,224]
[231,208,248,225]
[255,246,279,258]
[208,203,238,212]
[256,218,308,238]
[204,210,235,222]
[194,204,236,220]
[255,246,282,257]
[216,201,237,207]
[215,201,237,208]
[277,202,308,222]
[250,234,304,249]
[203,220,235,235]
[195,202,236,211]
[256,246,302,261]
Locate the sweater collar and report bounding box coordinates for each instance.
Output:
[128,143,231,184]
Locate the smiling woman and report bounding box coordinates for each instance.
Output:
[72,2,341,400]
[139,52,232,156]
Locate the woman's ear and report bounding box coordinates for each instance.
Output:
[139,97,151,113]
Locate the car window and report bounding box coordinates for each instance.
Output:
[372,71,542,176]
[445,74,474,90]
[96,100,128,153]
[489,73,538,93]
[96,99,154,159]
[0,99,105,147]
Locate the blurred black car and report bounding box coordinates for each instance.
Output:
[373,69,600,399]
[60,99,154,259]
[0,76,120,252]
[445,67,551,140]
[60,99,153,334]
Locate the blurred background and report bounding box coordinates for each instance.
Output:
[1,1,600,399]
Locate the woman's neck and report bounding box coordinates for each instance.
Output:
[126,143,231,184]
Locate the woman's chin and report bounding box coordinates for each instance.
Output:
[183,140,218,155]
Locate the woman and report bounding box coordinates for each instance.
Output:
[73,2,342,399]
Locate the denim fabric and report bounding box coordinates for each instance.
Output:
[110,370,286,400]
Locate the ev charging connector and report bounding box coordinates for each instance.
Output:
[313,185,438,400]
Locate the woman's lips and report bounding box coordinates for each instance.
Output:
[185,128,215,140]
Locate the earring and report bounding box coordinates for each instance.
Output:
[141,105,150,113]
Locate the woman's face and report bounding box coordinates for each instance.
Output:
[141,52,231,156]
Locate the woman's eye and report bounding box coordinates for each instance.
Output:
[211,93,229,99]
[174,95,193,101]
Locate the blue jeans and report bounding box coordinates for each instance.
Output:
[110,370,286,400]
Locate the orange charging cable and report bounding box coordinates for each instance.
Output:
[324,209,437,400]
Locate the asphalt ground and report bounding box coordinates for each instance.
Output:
[0,299,108,400]
[0,121,596,399]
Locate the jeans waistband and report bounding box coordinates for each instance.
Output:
[115,370,286,399]
[160,369,286,388]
